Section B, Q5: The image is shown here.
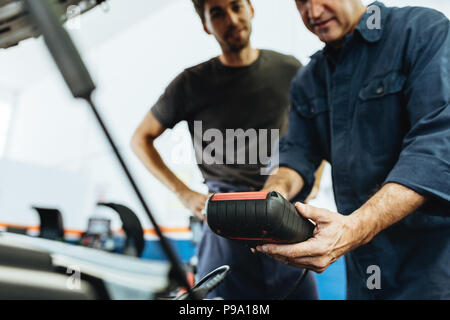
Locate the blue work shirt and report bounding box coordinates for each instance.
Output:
[279,2,450,299]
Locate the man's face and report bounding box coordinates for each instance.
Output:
[203,0,254,52]
[295,0,365,44]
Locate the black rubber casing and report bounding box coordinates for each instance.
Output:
[206,191,314,247]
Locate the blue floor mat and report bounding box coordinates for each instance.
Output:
[315,257,346,300]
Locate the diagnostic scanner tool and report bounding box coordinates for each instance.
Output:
[206,191,314,247]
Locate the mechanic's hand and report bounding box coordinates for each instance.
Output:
[178,189,209,220]
[256,202,362,273]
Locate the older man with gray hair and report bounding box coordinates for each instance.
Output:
[259,0,450,299]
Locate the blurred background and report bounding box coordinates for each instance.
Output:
[0,0,448,299]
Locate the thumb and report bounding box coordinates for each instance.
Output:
[295,202,326,222]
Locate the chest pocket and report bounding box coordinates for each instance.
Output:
[293,95,330,161]
[355,71,408,159]
[295,96,329,118]
[359,71,407,101]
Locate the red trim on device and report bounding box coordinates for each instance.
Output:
[211,191,269,201]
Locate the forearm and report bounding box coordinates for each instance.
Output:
[256,182,427,273]
[306,160,326,202]
[351,183,427,245]
[262,167,304,201]
[131,135,189,196]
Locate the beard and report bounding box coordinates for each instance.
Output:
[221,24,252,53]
[226,37,250,52]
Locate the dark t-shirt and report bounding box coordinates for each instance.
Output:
[151,49,302,188]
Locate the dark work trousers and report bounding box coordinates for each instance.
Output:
[195,180,318,300]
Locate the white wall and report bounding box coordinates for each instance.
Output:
[0,159,96,230]
[0,101,11,156]
[1,0,449,232]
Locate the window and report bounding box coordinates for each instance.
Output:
[0,101,12,157]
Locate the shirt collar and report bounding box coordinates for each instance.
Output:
[354,1,386,43]
[311,1,388,60]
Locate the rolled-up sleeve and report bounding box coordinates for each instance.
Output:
[384,14,450,203]
[277,81,324,201]
[150,72,187,129]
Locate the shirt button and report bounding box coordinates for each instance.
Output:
[376,86,384,95]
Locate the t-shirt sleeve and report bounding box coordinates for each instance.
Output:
[285,55,303,79]
[150,72,188,129]
[290,55,303,70]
